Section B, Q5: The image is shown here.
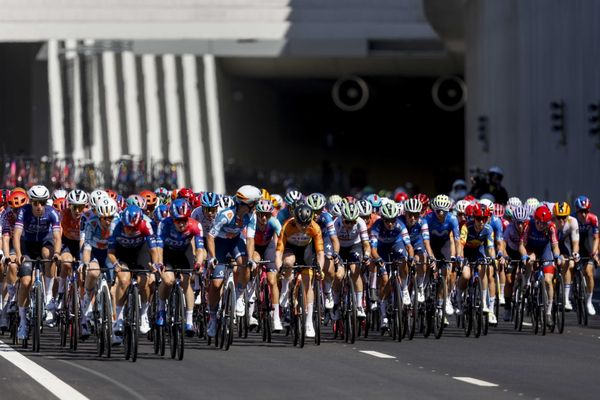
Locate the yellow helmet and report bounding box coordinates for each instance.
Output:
[261,188,270,201]
[553,202,571,217]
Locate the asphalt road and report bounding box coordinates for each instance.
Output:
[2,292,600,400]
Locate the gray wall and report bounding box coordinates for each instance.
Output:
[466,0,600,202]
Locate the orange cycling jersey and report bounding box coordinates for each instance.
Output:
[277,219,324,253]
[366,213,380,232]
[61,209,82,241]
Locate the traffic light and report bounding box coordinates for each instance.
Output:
[589,102,600,135]
[550,100,566,145]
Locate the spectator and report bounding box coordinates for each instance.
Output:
[486,166,508,204]
[449,179,468,201]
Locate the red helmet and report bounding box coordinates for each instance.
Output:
[177,188,194,202]
[472,203,491,218]
[105,189,118,200]
[191,193,202,209]
[52,197,68,212]
[464,195,476,202]
[7,191,28,208]
[394,192,409,203]
[534,205,552,223]
[494,204,505,218]
[414,193,429,209]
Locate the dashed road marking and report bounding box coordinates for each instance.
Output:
[359,350,396,359]
[453,377,499,387]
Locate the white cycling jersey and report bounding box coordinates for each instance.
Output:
[334,217,369,247]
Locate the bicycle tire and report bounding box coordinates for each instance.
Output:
[94,296,104,357]
[347,278,357,344]
[473,279,482,338]
[513,279,522,331]
[540,276,547,336]
[394,281,403,342]
[131,285,140,362]
[32,284,43,352]
[59,300,68,348]
[433,276,447,339]
[152,295,160,354]
[555,273,565,334]
[494,270,500,325]
[423,278,433,338]
[177,286,185,360]
[101,286,112,358]
[296,279,306,348]
[218,289,227,349]
[70,284,80,351]
[408,276,417,340]
[579,270,588,326]
[313,278,321,345]
[224,281,235,350]
[169,290,177,359]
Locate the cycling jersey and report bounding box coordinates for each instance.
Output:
[315,211,336,239]
[398,215,430,248]
[425,212,460,245]
[1,208,18,237]
[556,216,579,244]
[191,207,215,236]
[276,207,292,225]
[370,219,411,248]
[521,219,558,250]
[503,222,522,252]
[277,219,324,252]
[254,217,281,247]
[575,212,599,240]
[61,209,83,241]
[489,215,504,243]
[334,217,369,247]
[209,207,256,240]
[155,217,204,251]
[15,204,61,242]
[83,215,119,251]
[460,221,494,250]
[365,213,381,231]
[108,220,156,250]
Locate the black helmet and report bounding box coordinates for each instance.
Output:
[294,204,313,226]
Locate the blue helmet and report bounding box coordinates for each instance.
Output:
[153,204,169,222]
[123,205,143,227]
[201,192,219,208]
[366,193,382,209]
[169,199,191,219]
[575,195,591,211]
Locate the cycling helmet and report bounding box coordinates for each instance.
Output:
[404,198,423,214]
[90,190,108,207]
[479,198,494,212]
[380,202,399,219]
[270,194,283,209]
[67,189,88,206]
[414,193,430,209]
[155,187,170,201]
[52,189,68,201]
[357,199,373,217]
[513,206,529,222]
[553,202,571,217]
[201,192,219,208]
[236,185,262,205]
[191,193,202,209]
[341,202,360,221]
[219,195,235,209]
[256,199,274,214]
[116,195,127,211]
[284,190,303,206]
[294,204,313,226]
[96,198,118,218]
[169,199,192,219]
[153,204,169,222]
[140,190,158,209]
[261,188,271,200]
[396,201,405,216]
[52,197,67,212]
[575,195,591,211]
[7,191,28,208]
[454,199,470,215]
[123,205,143,227]
[327,194,343,209]
[366,194,382,209]
[330,203,342,218]
[28,185,50,201]
[471,203,491,218]
[170,189,179,201]
[534,205,552,223]
[105,189,117,200]
[488,166,504,177]
[507,197,522,208]
[525,197,540,209]
[127,194,147,209]
[394,192,409,203]
[306,193,327,211]
[431,195,452,212]
[494,204,505,218]
[177,188,195,202]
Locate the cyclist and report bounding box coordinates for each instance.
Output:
[251,199,282,331]
[519,205,563,321]
[371,201,414,329]
[572,196,598,315]
[454,199,471,228]
[205,185,261,338]
[80,198,120,338]
[277,190,303,225]
[502,205,529,321]
[13,185,62,334]
[333,202,370,319]
[553,202,579,311]
[140,190,158,215]
[306,193,340,317]
[479,199,507,307]
[191,191,219,235]
[457,203,497,322]
[154,199,206,337]
[0,191,28,330]
[108,205,158,339]
[276,203,325,337]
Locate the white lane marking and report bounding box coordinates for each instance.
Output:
[522,322,532,326]
[453,377,499,387]
[0,340,90,400]
[359,350,396,359]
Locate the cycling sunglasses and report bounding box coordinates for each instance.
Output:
[31,200,46,207]
[343,220,357,225]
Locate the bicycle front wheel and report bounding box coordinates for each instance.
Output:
[346,279,357,344]
[130,285,140,362]
[70,285,80,351]
[555,273,565,334]
[296,280,306,348]
[101,286,113,358]
[433,276,447,339]
[313,278,322,346]
[32,284,43,352]
[224,281,235,351]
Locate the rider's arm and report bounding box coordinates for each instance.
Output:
[330,234,340,254]
[13,227,22,261]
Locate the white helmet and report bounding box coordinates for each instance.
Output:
[525,197,539,209]
[327,194,343,209]
[479,198,494,212]
[52,189,68,201]
[270,194,283,208]
[307,193,327,211]
[67,189,88,206]
[396,201,404,216]
[330,203,342,218]
[356,199,372,217]
[380,202,399,219]
[507,197,522,208]
[341,202,360,221]
[235,185,261,205]
[95,198,118,218]
[90,190,108,207]
[28,185,50,201]
[219,195,235,209]
[431,195,452,212]
[403,198,423,214]
[454,199,471,214]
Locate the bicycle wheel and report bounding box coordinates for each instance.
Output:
[70,285,80,351]
[555,273,565,334]
[433,276,447,339]
[394,281,403,342]
[296,280,306,348]
[494,270,500,325]
[473,280,483,338]
[408,277,417,340]
[101,287,113,358]
[176,286,185,360]
[169,292,177,359]
[224,281,235,351]
[513,279,522,331]
[463,289,472,337]
[423,279,433,338]
[346,278,357,344]
[32,284,43,352]
[59,298,68,347]
[313,278,321,345]
[94,297,104,357]
[539,276,547,336]
[578,270,588,326]
[128,285,140,362]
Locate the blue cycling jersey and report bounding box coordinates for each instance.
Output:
[490,215,504,243]
[83,214,120,251]
[108,220,156,249]
[276,207,292,225]
[209,207,256,240]
[425,212,460,244]
[316,211,336,239]
[156,217,204,251]
[15,204,61,242]
[369,218,411,248]
[399,215,430,246]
